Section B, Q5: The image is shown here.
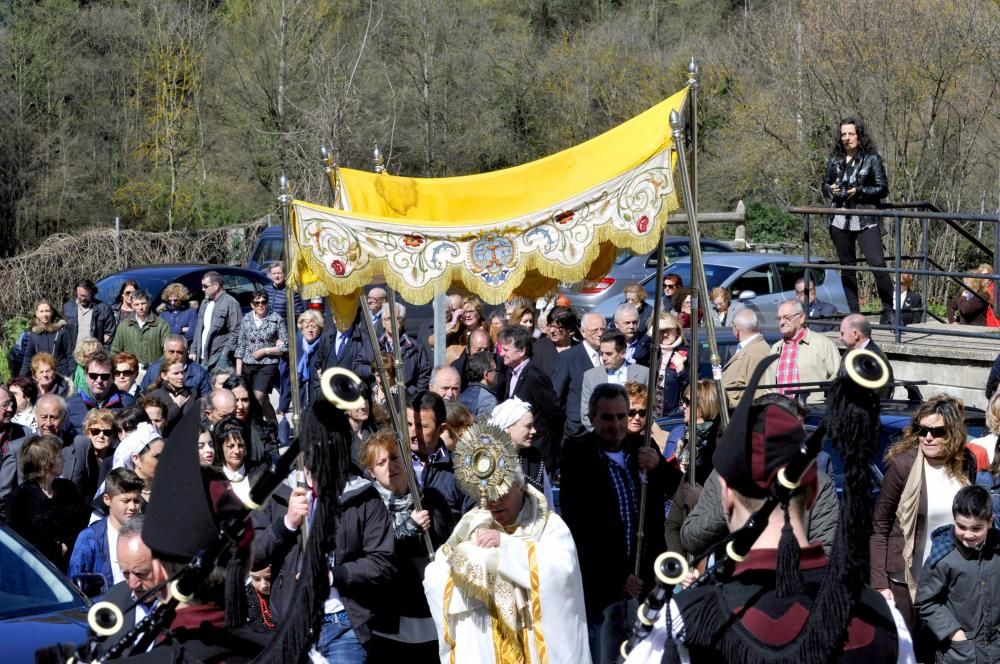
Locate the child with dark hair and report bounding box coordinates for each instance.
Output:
[245,562,277,633]
[916,484,1000,663]
[68,467,144,586]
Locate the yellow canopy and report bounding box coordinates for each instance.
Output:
[287,87,688,326]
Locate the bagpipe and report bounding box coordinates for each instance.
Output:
[619,347,890,662]
[64,366,368,664]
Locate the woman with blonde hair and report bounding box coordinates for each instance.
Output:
[650,312,688,416]
[71,337,104,394]
[870,394,977,633]
[160,282,196,345]
[947,263,992,325]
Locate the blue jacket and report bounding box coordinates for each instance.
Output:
[139,359,211,397]
[160,307,198,346]
[68,517,113,586]
[459,383,497,420]
[66,388,136,436]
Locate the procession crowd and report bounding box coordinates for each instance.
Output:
[1,257,1000,664]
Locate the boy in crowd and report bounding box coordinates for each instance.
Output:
[916,484,1000,663]
[68,468,144,587]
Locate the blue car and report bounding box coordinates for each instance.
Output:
[0,525,91,661]
[96,264,271,314]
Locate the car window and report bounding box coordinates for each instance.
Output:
[649,264,739,298]
[643,242,729,268]
[251,236,284,270]
[0,528,83,619]
[221,273,266,309]
[775,264,827,292]
[730,265,776,297]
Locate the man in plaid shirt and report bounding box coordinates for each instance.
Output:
[767,299,840,404]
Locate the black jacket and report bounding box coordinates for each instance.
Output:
[560,432,681,617]
[503,361,564,474]
[253,478,396,644]
[62,299,117,349]
[20,322,75,376]
[352,332,430,397]
[822,151,889,227]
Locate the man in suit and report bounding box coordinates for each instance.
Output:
[0,386,27,520]
[613,303,651,367]
[352,302,430,397]
[552,312,607,442]
[580,331,649,430]
[451,328,491,391]
[722,308,771,408]
[839,313,894,399]
[498,324,564,474]
[190,270,242,370]
[100,515,168,654]
[796,278,839,332]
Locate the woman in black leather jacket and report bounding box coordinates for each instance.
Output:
[822,116,893,320]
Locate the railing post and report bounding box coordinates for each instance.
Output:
[894,213,903,343]
[802,213,811,326]
[920,216,929,323]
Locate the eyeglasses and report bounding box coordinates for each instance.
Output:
[775,314,803,323]
[0,401,13,410]
[88,372,112,381]
[682,398,691,406]
[89,427,114,437]
[113,369,134,377]
[252,300,268,306]
[915,425,948,439]
[664,283,678,290]
[201,283,211,289]
[123,290,135,296]
[628,408,647,418]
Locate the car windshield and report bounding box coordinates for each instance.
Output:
[0,528,84,619]
[97,275,170,307]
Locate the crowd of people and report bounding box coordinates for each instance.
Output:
[1,241,999,664]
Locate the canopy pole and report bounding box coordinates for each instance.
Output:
[278,175,302,433]
[386,288,435,559]
[320,146,338,207]
[633,190,671,577]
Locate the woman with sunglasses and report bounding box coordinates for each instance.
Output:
[234,290,287,420]
[871,394,978,642]
[159,282,197,346]
[82,408,117,491]
[111,279,140,324]
[651,312,689,417]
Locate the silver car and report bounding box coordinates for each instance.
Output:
[560,237,735,312]
[591,253,849,330]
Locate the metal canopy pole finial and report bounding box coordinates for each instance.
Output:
[687,56,699,85]
[277,174,301,432]
[373,142,385,174]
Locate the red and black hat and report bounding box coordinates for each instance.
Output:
[713,355,816,499]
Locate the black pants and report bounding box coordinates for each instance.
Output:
[829,223,894,314]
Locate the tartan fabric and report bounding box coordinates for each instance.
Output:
[603,451,638,562]
[775,328,806,395]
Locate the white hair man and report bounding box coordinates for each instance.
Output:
[722,308,770,407]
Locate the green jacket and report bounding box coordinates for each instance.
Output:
[110,313,170,366]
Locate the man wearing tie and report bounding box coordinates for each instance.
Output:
[552,312,607,442]
[580,331,650,430]
[498,324,563,474]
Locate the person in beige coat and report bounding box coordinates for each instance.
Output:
[765,299,840,404]
[722,308,770,408]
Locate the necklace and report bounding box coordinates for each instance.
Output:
[255,589,275,628]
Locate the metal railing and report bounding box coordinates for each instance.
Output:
[787,203,1000,344]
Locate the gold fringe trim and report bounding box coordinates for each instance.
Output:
[528,541,548,664]
[443,576,456,664]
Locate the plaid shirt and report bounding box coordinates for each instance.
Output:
[775,328,806,394]
[603,450,639,562]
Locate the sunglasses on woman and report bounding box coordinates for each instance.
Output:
[914,425,947,438]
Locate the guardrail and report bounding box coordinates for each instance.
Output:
[787,204,1000,344]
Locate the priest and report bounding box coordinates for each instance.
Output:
[423,423,592,664]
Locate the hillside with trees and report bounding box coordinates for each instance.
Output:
[2,0,998,304]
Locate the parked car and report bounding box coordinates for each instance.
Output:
[560,237,735,313]
[96,264,271,314]
[0,524,91,660]
[591,253,849,330]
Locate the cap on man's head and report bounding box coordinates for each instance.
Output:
[712,355,815,499]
